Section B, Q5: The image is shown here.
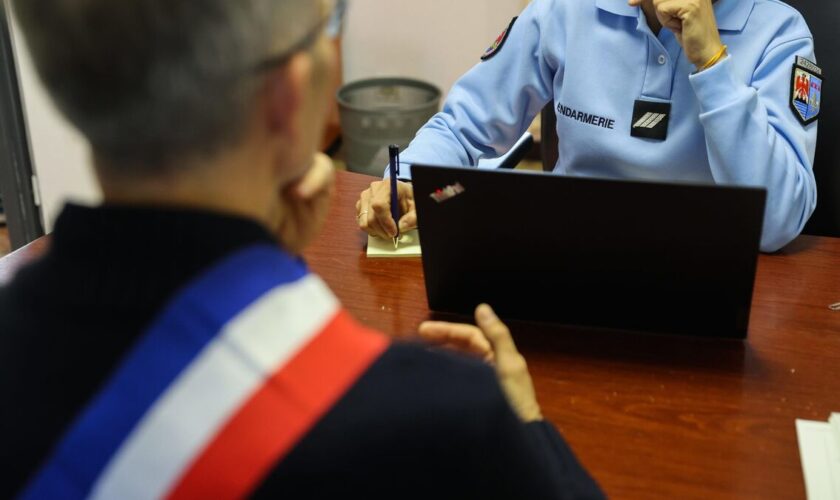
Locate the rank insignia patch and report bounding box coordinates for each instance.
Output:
[791,56,823,126]
[481,17,517,61]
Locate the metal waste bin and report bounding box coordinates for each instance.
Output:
[337,78,441,175]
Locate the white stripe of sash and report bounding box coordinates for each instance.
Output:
[90,275,339,500]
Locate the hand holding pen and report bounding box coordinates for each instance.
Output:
[355,151,418,241]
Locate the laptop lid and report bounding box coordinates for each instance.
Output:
[411,165,767,339]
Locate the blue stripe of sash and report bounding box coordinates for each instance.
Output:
[20,244,307,499]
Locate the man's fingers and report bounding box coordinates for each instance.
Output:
[419,321,485,345]
[419,321,493,359]
[295,153,334,199]
[475,304,517,355]
[436,342,494,363]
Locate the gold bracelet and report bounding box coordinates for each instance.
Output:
[698,45,728,71]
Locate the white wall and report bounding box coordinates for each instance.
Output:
[7,0,530,233]
[343,0,527,97]
[7,0,101,233]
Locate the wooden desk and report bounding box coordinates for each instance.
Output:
[309,172,840,499]
[2,171,838,499]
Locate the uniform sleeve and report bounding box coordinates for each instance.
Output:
[393,0,557,180]
[689,34,818,252]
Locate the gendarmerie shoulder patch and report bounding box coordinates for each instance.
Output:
[481,17,517,61]
[791,56,823,126]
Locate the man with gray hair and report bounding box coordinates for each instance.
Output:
[0,0,602,498]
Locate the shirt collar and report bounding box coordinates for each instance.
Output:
[49,204,280,308]
[595,0,755,32]
[594,0,637,18]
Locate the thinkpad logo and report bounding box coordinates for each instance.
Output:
[633,112,667,129]
[430,182,466,204]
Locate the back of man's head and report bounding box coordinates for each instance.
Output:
[13,0,316,172]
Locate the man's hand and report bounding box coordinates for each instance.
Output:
[419,304,544,423]
[277,153,335,255]
[356,180,417,239]
[629,0,724,68]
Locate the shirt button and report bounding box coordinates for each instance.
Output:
[658,54,667,65]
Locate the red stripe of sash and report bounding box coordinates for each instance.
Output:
[166,310,388,499]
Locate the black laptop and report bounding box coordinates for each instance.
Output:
[411,165,767,339]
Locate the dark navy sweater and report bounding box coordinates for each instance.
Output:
[0,205,603,499]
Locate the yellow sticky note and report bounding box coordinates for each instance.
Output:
[366,230,422,258]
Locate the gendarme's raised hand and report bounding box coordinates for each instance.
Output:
[629,0,725,68]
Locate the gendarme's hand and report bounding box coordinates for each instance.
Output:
[355,180,417,239]
[629,0,725,69]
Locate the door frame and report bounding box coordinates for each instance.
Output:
[0,0,43,250]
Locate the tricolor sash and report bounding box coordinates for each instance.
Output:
[21,244,388,499]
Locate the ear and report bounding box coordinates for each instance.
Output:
[264,52,313,141]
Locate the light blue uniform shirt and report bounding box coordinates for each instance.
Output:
[395,0,818,252]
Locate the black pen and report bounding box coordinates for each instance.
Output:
[389,145,401,249]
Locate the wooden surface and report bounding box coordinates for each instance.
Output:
[1,170,838,498]
[306,172,840,500]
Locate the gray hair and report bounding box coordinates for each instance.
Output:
[13,0,317,171]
